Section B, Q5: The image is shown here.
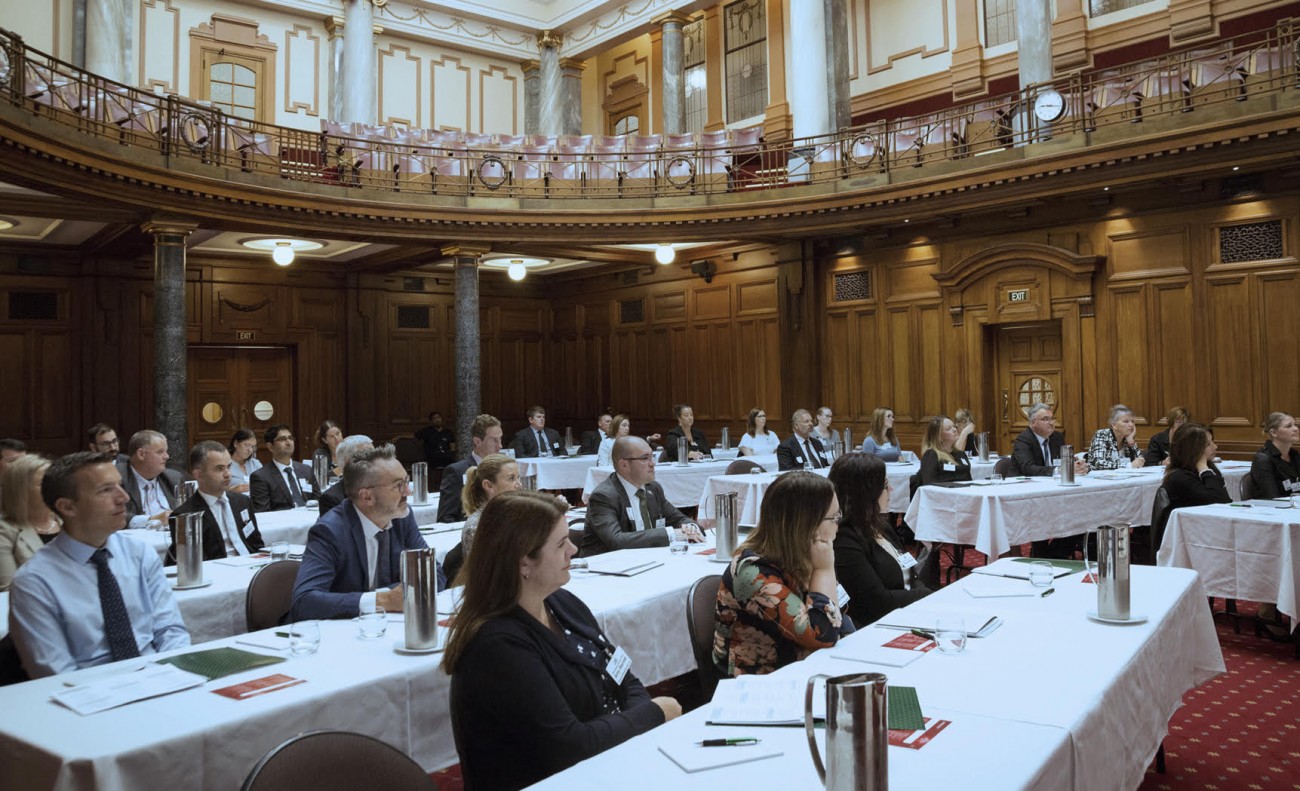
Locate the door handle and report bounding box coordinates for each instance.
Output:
[1001,390,1009,423]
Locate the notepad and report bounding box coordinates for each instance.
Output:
[874,610,1003,638]
[831,633,934,668]
[154,647,286,681]
[50,664,207,715]
[584,558,664,577]
[962,575,1042,598]
[658,740,784,773]
[706,676,826,726]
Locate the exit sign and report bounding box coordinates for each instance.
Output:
[1007,289,1030,302]
[237,331,255,341]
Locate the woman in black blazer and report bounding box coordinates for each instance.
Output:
[918,415,972,485]
[1161,423,1230,511]
[1250,411,1300,499]
[829,453,931,624]
[660,403,710,462]
[444,490,679,790]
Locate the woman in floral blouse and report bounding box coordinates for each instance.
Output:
[713,471,853,677]
[1086,404,1147,470]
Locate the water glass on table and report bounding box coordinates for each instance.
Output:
[357,607,388,640]
[288,621,321,655]
[935,616,967,654]
[270,541,290,561]
[990,473,1004,484]
[1028,560,1055,587]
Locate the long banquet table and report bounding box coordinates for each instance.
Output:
[531,564,1225,791]
[582,454,778,508]
[904,462,1251,559]
[1159,500,1299,630]
[515,454,599,490]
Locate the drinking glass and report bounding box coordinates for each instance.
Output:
[935,616,967,654]
[288,621,321,655]
[669,536,689,556]
[357,607,387,640]
[990,473,1004,484]
[1027,560,1054,587]
[270,541,290,561]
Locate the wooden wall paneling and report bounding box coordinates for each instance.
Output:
[1105,283,1151,424]
[34,330,74,441]
[347,286,382,433]
[886,306,913,423]
[823,310,854,423]
[0,333,27,439]
[1203,273,1256,427]
[1255,268,1300,418]
[1150,280,1196,423]
[917,304,944,419]
[851,307,882,422]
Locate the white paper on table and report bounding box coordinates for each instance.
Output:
[658,738,784,773]
[706,676,826,726]
[436,586,464,615]
[210,554,271,567]
[584,557,664,577]
[875,609,1003,638]
[971,558,1075,580]
[831,642,929,668]
[49,664,207,715]
[961,575,1043,598]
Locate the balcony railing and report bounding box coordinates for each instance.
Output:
[0,20,1295,200]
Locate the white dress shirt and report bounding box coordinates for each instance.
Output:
[199,491,247,556]
[738,431,780,456]
[356,509,390,614]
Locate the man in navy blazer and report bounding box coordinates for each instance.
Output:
[290,446,444,621]
[776,409,831,471]
[438,414,504,523]
[508,405,564,458]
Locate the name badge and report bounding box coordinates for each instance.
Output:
[795,456,805,464]
[897,552,918,570]
[835,583,851,609]
[240,509,251,523]
[605,645,631,685]
[1287,480,1299,493]
[299,478,313,491]
[943,463,956,472]
[241,523,255,538]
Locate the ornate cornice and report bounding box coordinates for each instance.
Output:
[537,29,563,50]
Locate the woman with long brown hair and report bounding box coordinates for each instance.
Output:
[444,490,679,790]
[860,407,902,461]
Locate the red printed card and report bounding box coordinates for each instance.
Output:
[212,674,305,700]
[881,633,937,653]
[888,718,951,750]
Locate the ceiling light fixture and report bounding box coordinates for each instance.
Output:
[508,260,527,281]
[271,241,295,266]
[0,217,15,232]
[240,237,324,266]
[1232,166,1240,171]
[654,244,676,265]
[1103,186,1110,191]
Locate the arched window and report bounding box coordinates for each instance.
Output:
[209,62,257,120]
[612,114,640,136]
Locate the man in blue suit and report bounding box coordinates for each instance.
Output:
[290,445,445,621]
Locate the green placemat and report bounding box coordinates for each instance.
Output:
[155,647,285,680]
[887,686,925,731]
[1012,557,1087,572]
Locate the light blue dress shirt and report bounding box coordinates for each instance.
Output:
[8,531,190,678]
[229,456,263,488]
[860,436,902,462]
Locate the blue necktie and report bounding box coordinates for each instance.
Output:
[91,548,140,662]
[375,529,392,588]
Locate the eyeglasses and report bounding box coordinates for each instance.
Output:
[94,438,120,449]
[624,454,655,464]
[365,477,410,493]
[822,513,843,524]
[275,435,296,442]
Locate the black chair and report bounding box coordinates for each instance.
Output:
[994,457,1018,477]
[685,574,724,699]
[725,459,764,475]
[245,559,301,632]
[443,542,465,586]
[1131,486,1171,567]
[1239,471,1259,502]
[0,635,29,687]
[241,730,435,791]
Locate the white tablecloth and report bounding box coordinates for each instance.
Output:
[904,465,1249,558]
[516,455,599,490]
[1159,502,1299,629]
[582,455,778,508]
[532,565,1224,791]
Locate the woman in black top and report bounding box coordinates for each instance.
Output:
[829,453,931,625]
[918,415,972,485]
[444,490,679,790]
[660,403,710,462]
[1161,423,1230,511]
[1250,411,1300,499]
[1144,406,1190,467]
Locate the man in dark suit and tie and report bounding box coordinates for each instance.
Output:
[777,409,831,471]
[582,436,705,555]
[438,414,504,523]
[169,441,264,563]
[319,434,373,515]
[1011,403,1090,558]
[250,424,316,512]
[577,413,612,455]
[290,445,444,621]
[87,423,130,464]
[508,405,564,458]
[116,430,184,530]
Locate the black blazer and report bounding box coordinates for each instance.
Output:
[919,448,972,485]
[318,481,345,516]
[582,473,686,555]
[577,429,605,456]
[659,426,710,462]
[249,461,316,512]
[1162,466,1230,512]
[834,522,930,625]
[1011,429,1067,477]
[437,456,473,523]
[776,434,830,471]
[115,460,183,521]
[1144,430,1172,467]
[509,427,564,458]
[450,588,664,791]
[168,491,264,564]
[1250,442,1300,499]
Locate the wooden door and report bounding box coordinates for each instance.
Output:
[993,323,1063,455]
[189,347,294,464]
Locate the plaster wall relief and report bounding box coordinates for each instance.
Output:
[284,24,320,119]
[378,42,422,127]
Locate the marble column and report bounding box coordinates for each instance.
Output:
[143,220,196,472]
[789,0,830,139]
[656,13,689,135]
[1015,0,1053,88]
[325,16,345,123]
[538,30,563,137]
[521,60,540,135]
[340,0,376,125]
[447,246,486,459]
[72,0,87,68]
[559,59,585,136]
[824,0,851,131]
[86,0,133,85]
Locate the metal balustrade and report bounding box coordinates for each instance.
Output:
[0,20,1294,201]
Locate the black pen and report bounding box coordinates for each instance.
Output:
[1040,588,1056,598]
[909,628,935,639]
[698,738,760,747]
[1229,503,1252,508]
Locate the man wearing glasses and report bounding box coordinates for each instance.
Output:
[249,424,317,512]
[86,423,129,464]
[582,436,706,555]
[291,445,444,621]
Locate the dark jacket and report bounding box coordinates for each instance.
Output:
[659,426,710,463]
[1011,429,1068,477]
[919,448,972,485]
[1144,429,1172,467]
[318,481,345,516]
[577,429,605,456]
[776,434,830,471]
[1250,442,1300,499]
[168,491,264,564]
[249,461,316,512]
[437,456,474,523]
[450,588,663,791]
[509,427,563,458]
[582,473,686,555]
[834,522,930,625]
[115,460,183,521]
[1161,466,1230,512]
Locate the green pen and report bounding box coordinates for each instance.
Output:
[909,628,935,639]
[1040,588,1056,598]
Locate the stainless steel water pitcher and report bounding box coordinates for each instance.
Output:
[844,428,854,453]
[411,462,429,505]
[312,454,329,492]
[401,548,440,650]
[172,512,205,587]
[1086,524,1131,620]
[720,427,730,451]
[976,432,990,462]
[1059,443,1075,484]
[677,436,688,466]
[805,672,889,791]
[564,427,574,450]
[713,492,739,558]
[179,480,198,502]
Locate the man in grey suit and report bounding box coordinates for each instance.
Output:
[582,436,705,556]
[116,430,183,530]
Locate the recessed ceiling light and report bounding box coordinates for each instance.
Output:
[0,217,16,232]
[655,244,676,264]
[1103,187,1110,191]
[1232,166,1240,171]
[240,238,324,254]
[483,256,549,280]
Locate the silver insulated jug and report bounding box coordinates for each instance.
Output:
[976,432,990,462]
[1059,443,1075,485]
[1085,524,1131,620]
[411,462,429,505]
[805,672,889,790]
[401,548,441,651]
[171,512,205,587]
[713,492,739,558]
